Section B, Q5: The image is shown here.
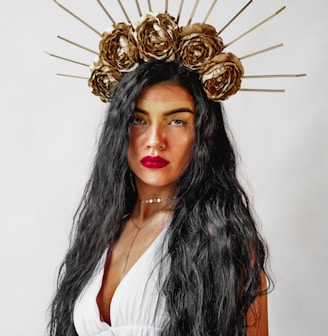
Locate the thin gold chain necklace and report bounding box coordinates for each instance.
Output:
[122,198,175,273]
[122,218,149,274]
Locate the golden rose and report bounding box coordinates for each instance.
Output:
[88,59,122,103]
[178,23,224,72]
[200,53,244,102]
[135,13,178,62]
[99,23,139,72]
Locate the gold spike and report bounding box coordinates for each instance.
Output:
[147,0,152,12]
[240,88,285,93]
[45,51,90,67]
[243,74,307,79]
[218,0,253,35]
[117,0,132,25]
[176,0,184,24]
[96,0,116,24]
[53,0,102,36]
[57,73,89,80]
[57,36,98,55]
[225,6,286,48]
[240,43,283,60]
[187,0,200,25]
[165,0,169,13]
[203,0,218,24]
[135,0,142,16]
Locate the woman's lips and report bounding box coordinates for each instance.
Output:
[140,156,169,168]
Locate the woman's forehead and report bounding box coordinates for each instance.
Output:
[138,83,194,103]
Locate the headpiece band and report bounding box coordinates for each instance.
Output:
[49,0,305,103]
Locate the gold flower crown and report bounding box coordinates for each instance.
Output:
[48,0,305,103]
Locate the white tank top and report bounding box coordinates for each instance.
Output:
[73,228,169,336]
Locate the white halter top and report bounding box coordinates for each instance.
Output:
[73,228,168,336]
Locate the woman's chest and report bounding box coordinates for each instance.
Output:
[73,231,169,335]
[95,225,168,326]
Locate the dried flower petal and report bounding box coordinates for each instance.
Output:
[201,53,244,101]
[99,23,139,72]
[135,13,178,62]
[178,23,224,72]
[88,58,122,102]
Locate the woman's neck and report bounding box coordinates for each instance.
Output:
[134,183,175,220]
[132,197,175,221]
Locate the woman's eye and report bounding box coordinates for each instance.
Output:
[170,119,185,126]
[131,115,145,125]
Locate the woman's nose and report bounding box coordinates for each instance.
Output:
[146,125,166,149]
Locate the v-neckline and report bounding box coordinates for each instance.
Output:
[101,225,168,326]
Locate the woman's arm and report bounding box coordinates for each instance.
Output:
[246,271,269,336]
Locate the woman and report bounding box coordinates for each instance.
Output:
[48,60,271,336]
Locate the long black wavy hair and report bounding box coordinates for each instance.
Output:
[48,61,271,336]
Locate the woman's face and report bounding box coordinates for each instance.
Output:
[128,83,195,194]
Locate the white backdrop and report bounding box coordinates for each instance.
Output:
[0,0,327,335]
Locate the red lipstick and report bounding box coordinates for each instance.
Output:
[140,156,169,168]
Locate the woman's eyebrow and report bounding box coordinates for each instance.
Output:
[134,107,194,115]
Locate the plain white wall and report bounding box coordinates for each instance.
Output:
[0,0,327,335]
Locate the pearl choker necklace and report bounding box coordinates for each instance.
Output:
[139,197,175,204]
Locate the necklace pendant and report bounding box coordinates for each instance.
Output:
[122,255,129,274]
